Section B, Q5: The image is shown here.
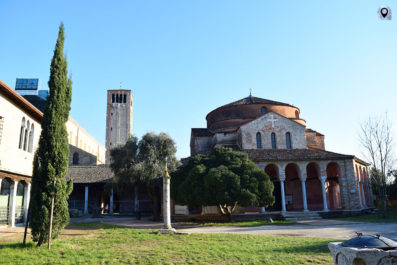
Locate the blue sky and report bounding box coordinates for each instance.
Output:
[1,1,396,159]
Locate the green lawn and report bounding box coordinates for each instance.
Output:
[334,207,397,223]
[0,223,334,264]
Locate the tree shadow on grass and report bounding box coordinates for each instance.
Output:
[0,242,35,249]
[270,241,333,254]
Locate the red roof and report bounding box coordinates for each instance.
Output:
[0,80,43,122]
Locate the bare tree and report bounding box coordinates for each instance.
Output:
[359,113,394,218]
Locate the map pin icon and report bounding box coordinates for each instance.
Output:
[381,7,389,18]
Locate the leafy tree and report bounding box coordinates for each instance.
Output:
[30,23,73,246]
[172,147,275,216]
[110,132,179,220]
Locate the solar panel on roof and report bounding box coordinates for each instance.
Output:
[15,78,39,90]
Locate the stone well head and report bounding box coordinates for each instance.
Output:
[328,233,397,265]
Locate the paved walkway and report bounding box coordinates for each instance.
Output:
[2,217,397,242]
[72,217,397,240]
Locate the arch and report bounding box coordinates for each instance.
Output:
[286,132,292,149]
[23,120,30,151]
[73,152,79,165]
[285,163,303,211]
[295,110,299,118]
[261,107,267,115]
[265,164,281,211]
[0,178,11,196]
[326,162,342,210]
[256,132,262,149]
[28,124,34,153]
[271,133,277,149]
[306,162,323,210]
[18,118,26,149]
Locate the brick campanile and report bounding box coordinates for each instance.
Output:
[105,89,133,164]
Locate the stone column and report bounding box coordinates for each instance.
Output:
[23,183,31,224]
[109,187,114,215]
[9,180,18,227]
[301,179,308,212]
[84,186,89,215]
[279,169,287,213]
[160,165,175,233]
[300,166,309,212]
[319,176,329,211]
[163,176,171,229]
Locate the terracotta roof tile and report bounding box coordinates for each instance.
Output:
[241,149,354,162]
[66,165,114,184]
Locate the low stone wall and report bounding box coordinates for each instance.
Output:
[172,213,282,223]
[319,208,376,219]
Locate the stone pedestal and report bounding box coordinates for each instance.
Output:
[328,242,397,265]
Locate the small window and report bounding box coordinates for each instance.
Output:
[23,121,30,151]
[112,94,115,103]
[19,118,26,149]
[286,132,292,149]
[271,133,277,149]
[295,110,299,118]
[73,152,79,165]
[123,94,127,103]
[28,124,34,153]
[261,107,267,115]
[256,132,262,149]
[116,94,119,103]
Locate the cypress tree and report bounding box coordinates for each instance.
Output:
[30,23,73,246]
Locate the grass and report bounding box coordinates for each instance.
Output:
[334,207,397,223]
[200,220,294,227]
[0,222,334,264]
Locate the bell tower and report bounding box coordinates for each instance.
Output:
[105,89,133,164]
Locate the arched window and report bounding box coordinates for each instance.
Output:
[112,94,115,103]
[261,107,267,115]
[19,118,26,149]
[256,132,262,149]
[123,94,127,103]
[271,133,277,149]
[23,121,30,151]
[295,110,299,118]
[286,132,292,149]
[73,152,79,165]
[0,178,10,195]
[28,124,34,153]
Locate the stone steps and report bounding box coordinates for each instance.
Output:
[281,211,322,221]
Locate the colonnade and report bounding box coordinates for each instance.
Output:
[0,178,31,227]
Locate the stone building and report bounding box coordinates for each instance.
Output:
[0,80,40,227]
[105,89,133,164]
[190,95,372,214]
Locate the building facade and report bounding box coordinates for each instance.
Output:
[105,89,133,164]
[190,95,373,213]
[0,80,40,227]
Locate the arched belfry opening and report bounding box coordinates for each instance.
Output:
[306,162,323,210]
[326,162,342,210]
